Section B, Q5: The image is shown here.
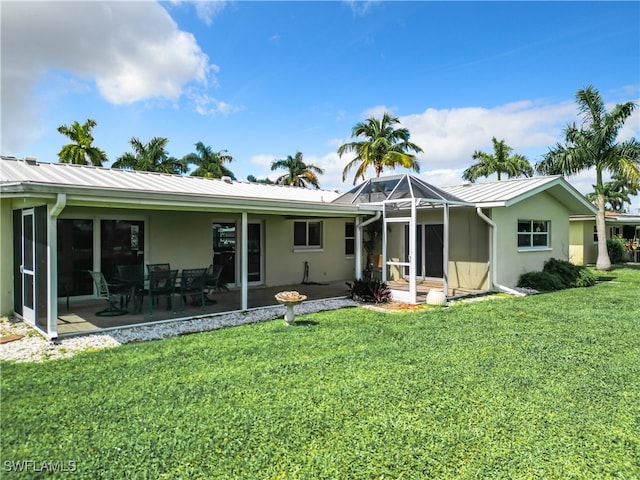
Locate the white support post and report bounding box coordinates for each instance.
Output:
[241,212,248,310]
[381,207,387,283]
[409,198,417,304]
[354,216,362,280]
[443,203,450,297]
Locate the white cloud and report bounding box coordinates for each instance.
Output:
[327,96,640,196]
[1,1,219,152]
[400,100,578,171]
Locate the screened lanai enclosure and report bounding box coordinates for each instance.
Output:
[333,175,486,303]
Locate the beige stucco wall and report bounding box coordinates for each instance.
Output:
[491,191,572,287]
[0,198,14,316]
[54,207,356,287]
[262,216,356,285]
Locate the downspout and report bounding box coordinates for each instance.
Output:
[47,193,67,339]
[476,207,525,297]
[356,210,382,280]
[359,210,381,229]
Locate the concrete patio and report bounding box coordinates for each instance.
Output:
[56,280,351,336]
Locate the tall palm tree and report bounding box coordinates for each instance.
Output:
[536,85,640,270]
[338,112,423,185]
[182,142,236,179]
[57,118,108,166]
[462,137,533,182]
[270,151,324,188]
[113,137,186,174]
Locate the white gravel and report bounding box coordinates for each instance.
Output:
[0,298,359,363]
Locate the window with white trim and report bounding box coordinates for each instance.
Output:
[345,222,355,256]
[518,220,550,249]
[294,221,322,249]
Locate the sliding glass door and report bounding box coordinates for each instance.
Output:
[100,220,145,281]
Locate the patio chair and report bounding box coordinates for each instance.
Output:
[177,268,208,311]
[87,271,128,316]
[116,264,145,311]
[141,269,179,316]
[203,264,228,293]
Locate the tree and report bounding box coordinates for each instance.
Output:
[270,151,324,188]
[586,173,638,213]
[57,118,108,166]
[182,142,235,179]
[247,175,274,184]
[113,137,186,174]
[338,112,423,185]
[462,137,533,182]
[536,85,640,270]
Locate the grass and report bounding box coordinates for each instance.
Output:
[1,266,639,479]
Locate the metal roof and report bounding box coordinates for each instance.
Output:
[0,156,342,203]
[442,176,597,214]
[1,157,597,216]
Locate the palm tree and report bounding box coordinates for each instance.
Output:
[586,174,638,213]
[536,85,640,270]
[182,142,235,179]
[462,137,533,182]
[270,151,324,188]
[338,112,423,185]
[57,118,108,166]
[247,175,274,184]
[113,137,186,174]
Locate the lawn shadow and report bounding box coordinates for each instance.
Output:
[292,319,319,327]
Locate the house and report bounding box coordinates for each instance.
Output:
[335,174,597,303]
[0,156,596,339]
[569,212,640,265]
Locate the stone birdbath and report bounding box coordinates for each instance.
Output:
[274,291,307,325]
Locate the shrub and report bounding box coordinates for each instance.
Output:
[607,236,627,264]
[543,258,596,288]
[517,271,565,291]
[346,279,391,303]
[517,258,596,291]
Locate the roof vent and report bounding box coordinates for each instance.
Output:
[221,176,233,184]
[462,181,472,187]
[24,156,38,165]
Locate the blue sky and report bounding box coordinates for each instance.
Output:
[2,1,639,208]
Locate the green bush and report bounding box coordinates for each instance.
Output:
[607,236,627,264]
[543,258,596,288]
[517,271,565,291]
[517,258,596,291]
[574,267,597,287]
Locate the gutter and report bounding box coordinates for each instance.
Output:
[47,193,67,339]
[475,207,525,297]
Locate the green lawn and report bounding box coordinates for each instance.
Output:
[2,266,639,479]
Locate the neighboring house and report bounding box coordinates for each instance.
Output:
[0,156,596,339]
[569,212,640,265]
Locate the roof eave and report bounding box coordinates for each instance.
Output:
[2,183,362,216]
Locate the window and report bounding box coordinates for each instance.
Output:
[518,220,550,249]
[345,222,355,256]
[593,225,598,243]
[294,221,322,249]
